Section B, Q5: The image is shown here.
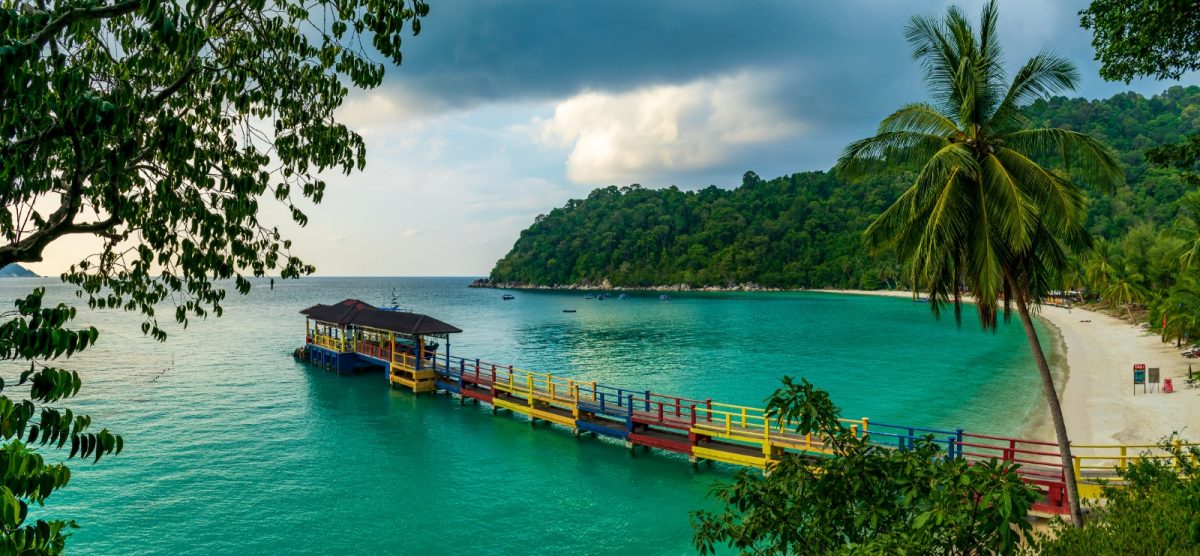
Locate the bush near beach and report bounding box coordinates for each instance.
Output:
[1035,437,1200,554]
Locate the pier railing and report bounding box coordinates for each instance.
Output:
[311,333,342,352]
[1070,441,1198,482]
[356,348,1200,513]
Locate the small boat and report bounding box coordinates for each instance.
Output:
[563,309,577,313]
[658,294,670,301]
[597,294,606,300]
[913,297,927,303]
[584,294,594,299]
[501,294,515,300]
[618,294,627,300]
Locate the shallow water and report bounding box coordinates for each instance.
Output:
[0,277,1049,554]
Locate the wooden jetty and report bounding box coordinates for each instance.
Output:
[297,298,1195,517]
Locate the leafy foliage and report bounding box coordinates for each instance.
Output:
[2,0,427,336]
[837,1,1121,328]
[1036,436,1200,555]
[1022,87,1200,239]
[1080,0,1200,83]
[836,0,1121,527]
[491,171,913,289]
[0,289,118,554]
[2,0,429,551]
[691,377,1037,555]
[490,86,1200,292]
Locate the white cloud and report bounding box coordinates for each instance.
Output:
[532,71,804,184]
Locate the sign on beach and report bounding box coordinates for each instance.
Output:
[1133,363,1146,394]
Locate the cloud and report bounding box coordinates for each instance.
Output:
[533,72,804,184]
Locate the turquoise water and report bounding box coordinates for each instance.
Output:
[0,277,1049,554]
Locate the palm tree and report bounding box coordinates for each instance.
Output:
[1158,277,1200,346]
[1171,190,1200,270]
[836,1,1123,527]
[1101,266,1148,319]
[1083,237,1120,295]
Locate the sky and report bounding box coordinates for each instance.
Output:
[28,1,1200,277]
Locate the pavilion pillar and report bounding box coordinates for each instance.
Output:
[415,336,423,370]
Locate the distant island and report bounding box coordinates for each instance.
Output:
[488,86,1200,290]
[0,263,38,278]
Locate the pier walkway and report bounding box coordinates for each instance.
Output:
[298,299,1197,517]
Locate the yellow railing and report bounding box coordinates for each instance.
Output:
[491,366,580,404]
[311,334,343,351]
[392,352,417,370]
[695,401,868,439]
[1071,440,1199,480]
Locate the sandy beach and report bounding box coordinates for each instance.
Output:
[822,289,1200,445]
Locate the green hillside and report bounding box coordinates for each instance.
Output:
[489,86,1200,289]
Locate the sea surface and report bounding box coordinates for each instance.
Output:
[0,277,1050,554]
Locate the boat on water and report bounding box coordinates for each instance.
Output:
[659,294,670,301]
[584,294,594,299]
[563,309,577,313]
[501,294,515,300]
[618,294,627,300]
[596,294,606,300]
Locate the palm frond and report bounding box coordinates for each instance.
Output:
[980,153,1036,253]
[992,147,1088,238]
[905,8,965,112]
[836,131,948,182]
[878,103,961,137]
[989,53,1079,133]
[1002,128,1125,191]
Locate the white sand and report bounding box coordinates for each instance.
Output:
[821,289,1200,444]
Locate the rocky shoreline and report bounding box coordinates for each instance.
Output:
[467,277,804,292]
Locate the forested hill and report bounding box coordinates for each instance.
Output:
[0,264,38,278]
[489,86,1200,290]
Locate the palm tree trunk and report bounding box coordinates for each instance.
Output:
[1012,286,1085,527]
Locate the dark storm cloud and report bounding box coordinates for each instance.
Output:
[396,0,921,121]
[378,0,1198,185]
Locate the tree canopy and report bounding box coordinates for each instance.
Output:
[1080,0,1200,83]
[691,377,1036,555]
[2,0,428,551]
[3,0,426,335]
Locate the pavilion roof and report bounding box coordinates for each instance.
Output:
[300,299,462,336]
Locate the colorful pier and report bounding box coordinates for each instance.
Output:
[298,298,1196,517]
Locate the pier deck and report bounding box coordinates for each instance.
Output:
[298,298,1197,517]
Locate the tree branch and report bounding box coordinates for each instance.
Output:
[24,0,141,54]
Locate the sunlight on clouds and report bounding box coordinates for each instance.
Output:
[534,71,804,184]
